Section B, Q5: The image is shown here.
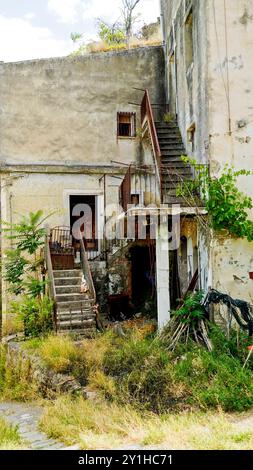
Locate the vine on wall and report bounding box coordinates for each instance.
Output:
[176,157,253,242]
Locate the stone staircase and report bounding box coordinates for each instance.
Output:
[53,269,97,336]
[155,121,193,205]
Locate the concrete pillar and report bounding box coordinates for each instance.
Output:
[156,221,170,330]
[187,236,193,282]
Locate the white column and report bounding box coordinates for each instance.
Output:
[187,236,193,282]
[156,221,170,330]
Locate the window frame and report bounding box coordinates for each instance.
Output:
[117,112,136,139]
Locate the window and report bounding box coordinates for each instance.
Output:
[184,10,194,71]
[131,194,139,205]
[117,112,136,138]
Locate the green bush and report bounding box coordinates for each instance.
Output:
[12,295,53,338]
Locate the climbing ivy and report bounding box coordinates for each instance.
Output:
[177,157,253,241]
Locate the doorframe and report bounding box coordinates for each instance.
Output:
[63,189,104,254]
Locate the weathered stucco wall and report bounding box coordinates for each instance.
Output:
[0,46,165,166]
[160,0,209,163]
[161,0,253,301]
[0,46,166,325]
[207,0,253,302]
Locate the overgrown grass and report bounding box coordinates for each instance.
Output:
[0,345,38,401]
[28,326,253,413]
[0,418,24,450]
[40,395,253,450]
[84,326,253,413]
[2,323,253,414]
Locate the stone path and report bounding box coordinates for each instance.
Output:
[0,402,77,450]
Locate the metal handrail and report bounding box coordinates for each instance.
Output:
[44,226,57,331]
[80,234,96,303]
[141,89,162,200]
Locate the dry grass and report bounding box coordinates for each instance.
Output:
[38,335,81,373]
[2,314,23,337]
[40,395,253,450]
[73,32,162,56]
[0,418,24,450]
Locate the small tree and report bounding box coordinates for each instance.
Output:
[98,20,125,45]
[71,0,142,53]
[122,0,141,47]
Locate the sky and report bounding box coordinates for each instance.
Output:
[0,0,161,62]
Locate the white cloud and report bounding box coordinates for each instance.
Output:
[47,0,160,28]
[0,15,71,62]
[82,0,160,26]
[48,0,83,24]
[23,12,36,21]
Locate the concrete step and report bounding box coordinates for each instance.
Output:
[161,160,190,168]
[58,312,95,321]
[56,285,82,295]
[161,156,186,164]
[156,127,180,133]
[53,270,81,279]
[159,143,185,150]
[58,328,96,337]
[54,277,81,286]
[162,172,192,181]
[157,131,181,138]
[155,121,178,128]
[162,177,192,185]
[56,293,90,303]
[162,195,189,205]
[57,319,96,329]
[161,150,185,157]
[57,300,94,311]
[161,188,183,196]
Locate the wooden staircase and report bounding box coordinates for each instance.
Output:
[54,269,96,336]
[155,121,193,205]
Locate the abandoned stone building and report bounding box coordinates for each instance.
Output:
[0,0,252,336]
[160,0,253,303]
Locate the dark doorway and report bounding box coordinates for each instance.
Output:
[69,195,98,251]
[130,243,156,311]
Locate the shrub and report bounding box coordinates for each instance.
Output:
[174,347,253,411]
[101,328,253,412]
[12,295,53,338]
[3,211,54,337]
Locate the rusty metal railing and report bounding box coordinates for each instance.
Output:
[80,234,96,303]
[44,226,57,331]
[141,90,162,201]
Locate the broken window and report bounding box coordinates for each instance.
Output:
[184,10,194,71]
[117,112,136,138]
